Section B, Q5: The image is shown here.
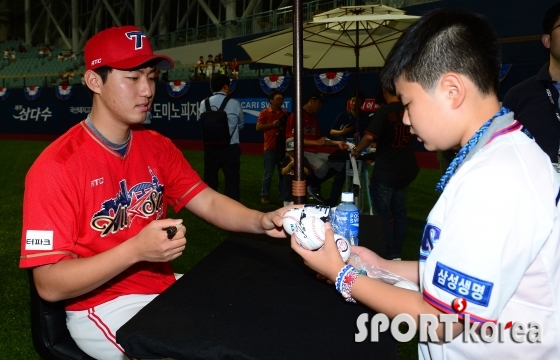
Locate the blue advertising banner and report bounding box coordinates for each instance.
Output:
[0,73,393,145]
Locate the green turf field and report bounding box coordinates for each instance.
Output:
[0,139,441,359]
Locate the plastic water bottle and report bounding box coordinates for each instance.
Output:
[332,192,360,245]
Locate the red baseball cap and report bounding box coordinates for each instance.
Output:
[85,26,174,71]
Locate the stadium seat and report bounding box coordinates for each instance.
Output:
[28,270,95,360]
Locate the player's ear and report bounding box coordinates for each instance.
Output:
[440,72,465,110]
[84,70,102,95]
[542,34,551,49]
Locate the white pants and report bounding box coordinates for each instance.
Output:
[66,294,157,360]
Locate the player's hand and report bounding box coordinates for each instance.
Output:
[131,219,186,262]
[338,141,350,150]
[260,205,299,238]
[290,222,345,281]
[315,137,327,146]
[349,245,386,269]
[342,124,355,135]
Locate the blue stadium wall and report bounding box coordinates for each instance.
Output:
[0,73,381,144]
[0,0,556,145]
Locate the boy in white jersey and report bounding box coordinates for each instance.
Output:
[291,9,560,359]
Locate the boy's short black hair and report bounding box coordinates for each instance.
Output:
[543,2,560,34]
[211,74,230,92]
[268,90,283,101]
[381,9,500,96]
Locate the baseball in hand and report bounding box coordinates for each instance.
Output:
[283,207,303,235]
[293,216,325,250]
[334,234,351,262]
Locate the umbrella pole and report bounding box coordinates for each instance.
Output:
[353,20,361,202]
[293,0,306,205]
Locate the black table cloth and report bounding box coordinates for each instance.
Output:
[116,229,397,360]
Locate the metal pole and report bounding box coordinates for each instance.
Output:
[354,19,360,138]
[71,0,79,52]
[293,0,305,204]
[24,0,31,44]
[353,19,360,200]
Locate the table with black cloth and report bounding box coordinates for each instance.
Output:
[116,215,396,360]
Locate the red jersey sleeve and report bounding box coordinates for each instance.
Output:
[20,150,81,268]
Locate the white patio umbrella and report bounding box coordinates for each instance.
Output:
[239,5,419,203]
[239,5,419,70]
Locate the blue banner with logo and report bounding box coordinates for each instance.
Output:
[0,73,385,144]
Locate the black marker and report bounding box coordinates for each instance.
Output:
[164,226,177,239]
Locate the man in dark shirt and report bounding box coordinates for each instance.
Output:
[503,2,560,163]
[330,91,371,141]
[327,91,371,206]
[352,87,419,260]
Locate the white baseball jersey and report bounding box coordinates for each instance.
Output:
[418,113,560,359]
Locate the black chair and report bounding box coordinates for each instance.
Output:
[28,270,95,360]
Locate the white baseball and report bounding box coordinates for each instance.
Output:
[294,216,325,250]
[334,234,351,262]
[282,207,303,235]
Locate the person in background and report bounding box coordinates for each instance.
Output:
[205,54,214,79]
[327,90,371,206]
[285,90,348,203]
[196,55,205,80]
[214,53,222,75]
[199,74,245,201]
[503,2,560,162]
[230,57,239,78]
[256,90,289,204]
[351,87,419,260]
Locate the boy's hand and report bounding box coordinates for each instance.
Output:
[290,222,345,281]
[349,246,386,269]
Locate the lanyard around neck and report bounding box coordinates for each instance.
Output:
[544,84,560,121]
[436,107,510,193]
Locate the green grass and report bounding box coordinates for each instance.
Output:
[0,139,440,359]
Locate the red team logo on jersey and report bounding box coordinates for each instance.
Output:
[90,168,164,236]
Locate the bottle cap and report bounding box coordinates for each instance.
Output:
[341,192,353,202]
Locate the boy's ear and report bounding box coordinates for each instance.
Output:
[542,34,551,49]
[440,72,465,110]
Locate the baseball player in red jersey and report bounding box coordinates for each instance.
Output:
[20,26,288,359]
